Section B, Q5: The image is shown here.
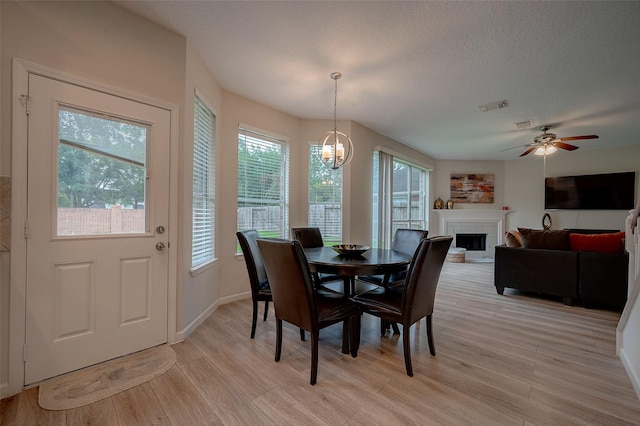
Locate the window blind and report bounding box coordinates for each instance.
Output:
[192,95,215,268]
[237,126,289,242]
[308,145,342,245]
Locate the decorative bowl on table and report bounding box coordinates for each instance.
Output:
[331,244,370,257]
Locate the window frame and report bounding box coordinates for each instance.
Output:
[236,125,290,252]
[372,149,430,249]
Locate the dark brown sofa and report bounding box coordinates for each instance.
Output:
[578,250,628,310]
[495,245,578,305]
[494,228,628,310]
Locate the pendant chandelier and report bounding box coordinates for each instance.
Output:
[320,72,354,170]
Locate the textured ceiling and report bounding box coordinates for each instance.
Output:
[114,1,640,160]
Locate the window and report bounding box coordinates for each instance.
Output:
[372,151,429,248]
[57,107,148,236]
[308,145,342,245]
[237,126,289,247]
[192,94,216,269]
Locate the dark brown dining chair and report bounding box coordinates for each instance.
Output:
[291,227,325,248]
[236,230,273,339]
[291,227,344,290]
[359,228,429,288]
[257,238,360,385]
[352,236,452,377]
[359,228,428,334]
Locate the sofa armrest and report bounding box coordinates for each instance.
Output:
[494,245,578,302]
[578,251,628,310]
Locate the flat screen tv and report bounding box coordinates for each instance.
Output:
[544,171,636,210]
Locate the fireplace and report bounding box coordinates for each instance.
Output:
[434,209,513,261]
[456,233,487,251]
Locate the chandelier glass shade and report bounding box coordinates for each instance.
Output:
[320,72,353,170]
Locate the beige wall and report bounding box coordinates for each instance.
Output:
[2,0,639,398]
[431,160,506,236]
[218,90,302,303]
[0,0,187,395]
[180,42,223,333]
[504,145,640,231]
[349,121,437,244]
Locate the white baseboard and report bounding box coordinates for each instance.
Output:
[176,291,251,342]
[617,279,640,401]
[620,347,640,402]
[1,381,8,399]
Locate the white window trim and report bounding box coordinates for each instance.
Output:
[373,150,430,248]
[373,145,434,171]
[191,90,216,271]
[236,123,290,251]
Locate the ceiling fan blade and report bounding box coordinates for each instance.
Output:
[558,135,599,141]
[500,143,532,152]
[519,146,537,157]
[554,142,579,151]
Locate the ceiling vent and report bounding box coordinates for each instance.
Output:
[479,100,508,112]
[514,120,533,129]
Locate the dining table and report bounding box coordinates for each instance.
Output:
[303,246,413,297]
[304,246,412,353]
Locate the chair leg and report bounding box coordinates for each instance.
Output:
[380,319,399,336]
[263,300,269,321]
[251,300,258,339]
[426,314,436,356]
[402,325,413,377]
[342,321,349,354]
[300,328,306,341]
[310,331,319,385]
[275,319,283,362]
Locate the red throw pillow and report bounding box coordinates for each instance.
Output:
[569,232,625,254]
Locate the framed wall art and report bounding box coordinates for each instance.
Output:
[450,173,494,203]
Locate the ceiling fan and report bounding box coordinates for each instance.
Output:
[503,126,599,157]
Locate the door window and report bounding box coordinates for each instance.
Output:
[57,107,148,236]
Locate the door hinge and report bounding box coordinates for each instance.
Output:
[23,344,28,362]
[24,221,30,239]
[20,94,31,115]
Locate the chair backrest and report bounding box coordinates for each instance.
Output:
[402,236,453,325]
[236,230,269,297]
[392,228,429,256]
[257,238,317,331]
[291,227,324,248]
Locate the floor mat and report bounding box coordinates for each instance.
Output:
[38,344,176,410]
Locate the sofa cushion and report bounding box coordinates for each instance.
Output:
[569,232,625,254]
[518,228,571,250]
[505,230,523,247]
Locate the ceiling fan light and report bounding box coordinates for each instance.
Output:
[534,145,557,156]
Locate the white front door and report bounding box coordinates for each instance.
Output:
[24,74,170,385]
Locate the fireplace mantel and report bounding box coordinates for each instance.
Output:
[433,209,514,260]
[433,209,513,220]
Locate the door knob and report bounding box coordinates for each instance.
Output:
[156,242,166,251]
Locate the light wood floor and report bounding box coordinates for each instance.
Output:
[3,262,640,425]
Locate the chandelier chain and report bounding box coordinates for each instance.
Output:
[320,71,353,170]
[331,72,341,133]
